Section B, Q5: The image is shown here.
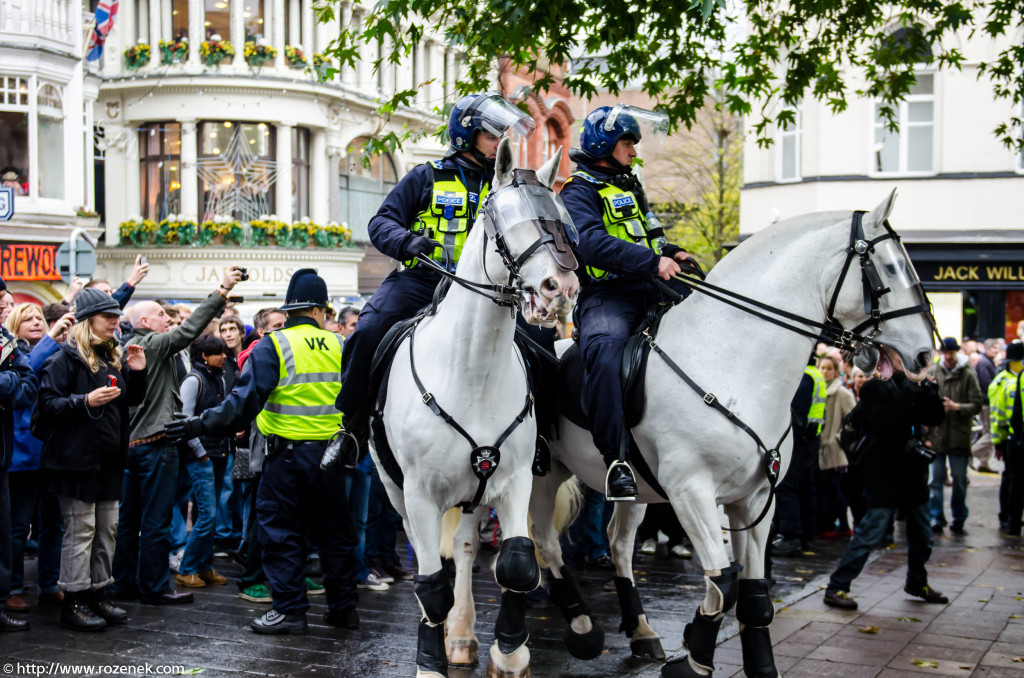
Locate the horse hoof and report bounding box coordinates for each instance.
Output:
[564,621,605,660]
[485,662,530,678]
[661,655,706,678]
[447,637,479,666]
[631,636,666,661]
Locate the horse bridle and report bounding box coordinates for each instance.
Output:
[415,168,578,314]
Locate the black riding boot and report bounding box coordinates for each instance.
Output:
[88,588,128,624]
[605,459,638,501]
[61,591,107,632]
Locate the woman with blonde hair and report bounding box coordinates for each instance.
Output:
[35,289,147,631]
[3,304,74,613]
[817,354,857,538]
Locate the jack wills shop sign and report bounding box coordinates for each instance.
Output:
[916,260,1024,288]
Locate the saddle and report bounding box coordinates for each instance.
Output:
[558,304,671,432]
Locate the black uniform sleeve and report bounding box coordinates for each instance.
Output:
[790,373,813,433]
[199,336,280,435]
[367,163,433,262]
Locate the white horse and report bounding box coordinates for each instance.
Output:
[369,138,579,678]
[520,191,939,677]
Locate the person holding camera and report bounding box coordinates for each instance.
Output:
[927,337,984,533]
[163,269,360,636]
[108,266,243,606]
[823,363,946,610]
[35,289,148,630]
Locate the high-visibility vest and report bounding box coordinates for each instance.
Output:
[405,160,490,271]
[990,368,1021,446]
[805,365,827,436]
[568,170,661,280]
[255,323,344,441]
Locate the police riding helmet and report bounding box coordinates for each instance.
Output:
[576,106,641,168]
[446,93,508,166]
[279,268,329,311]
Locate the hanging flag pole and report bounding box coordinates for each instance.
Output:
[87,0,120,62]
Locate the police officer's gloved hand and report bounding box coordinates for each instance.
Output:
[403,235,436,261]
[164,413,205,443]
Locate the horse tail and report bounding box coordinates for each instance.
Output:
[530,476,583,569]
[438,507,462,560]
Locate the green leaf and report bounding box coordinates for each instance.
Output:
[898,616,922,623]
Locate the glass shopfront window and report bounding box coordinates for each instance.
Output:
[139,122,182,220]
[292,127,309,221]
[198,120,275,222]
[340,137,398,240]
[244,0,265,41]
[0,76,68,201]
[204,0,230,40]
[172,0,189,40]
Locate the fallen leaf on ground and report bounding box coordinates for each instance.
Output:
[173,671,204,676]
[959,665,972,670]
[979,599,990,603]
[1012,657,1024,663]
[936,563,949,567]
[1010,614,1022,619]
[773,598,783,603]
[857,625,879,634]
[795,569,813,574]
[898,616,922,622]
[913,659,939,668]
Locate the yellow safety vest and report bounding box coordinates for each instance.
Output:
[405,160,490,270]
[805,365,827,435]
[568,170,661,280]
[256,323,344,441]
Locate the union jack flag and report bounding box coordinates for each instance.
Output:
[86,0,119,61]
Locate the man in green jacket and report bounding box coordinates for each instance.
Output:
[927,337,984,534]
[109,267,244,605]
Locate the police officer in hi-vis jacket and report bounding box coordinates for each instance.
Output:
[331,93,536,465]
[560,104,693,501]
[165,269,360,636]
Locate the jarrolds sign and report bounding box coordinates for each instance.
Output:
[0,242,61,282]
[917,262,1024,283]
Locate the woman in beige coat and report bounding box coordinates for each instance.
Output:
[817,355,857,537]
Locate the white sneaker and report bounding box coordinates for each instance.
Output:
[357,573,390,592]
[169,549,184,574]
[639,538,656,555]
[670,544,692,559]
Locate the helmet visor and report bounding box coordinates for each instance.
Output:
[465,94,537,140]
[605,104,670,164]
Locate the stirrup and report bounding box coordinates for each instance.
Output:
[605,460,638,502]
[320,428,360,470]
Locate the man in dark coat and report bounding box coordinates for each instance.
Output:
[823,370,947,610]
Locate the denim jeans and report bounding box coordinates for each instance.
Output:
[828,502,932,593]
[169,463,192,555]
[930,453,969,527]
[111,443,178,597]
[344,454,372,581]
[1,468,11,600]
[179,459,217,575]
[9,470,63,594]
[364,462,403,565]
[568,486,612,564]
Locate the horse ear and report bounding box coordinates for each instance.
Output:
[866,188,898,228]
[536,146,562,188]
[494,137,515,189]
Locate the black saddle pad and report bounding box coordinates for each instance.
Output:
[558,306,669,432]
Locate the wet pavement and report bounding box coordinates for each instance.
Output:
[2,471,1021,678]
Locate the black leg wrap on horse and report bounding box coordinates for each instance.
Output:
[549,566,592,623]
[417,619,449,676]
[494,590,529,655]
[713,562,743,615]
[613,577,645,637]
[682,608,724,671]
[739,626,778,678]
[413,568,455,626]
[494,536,540,593]
[736,579,775,627]
[737,579,778,678]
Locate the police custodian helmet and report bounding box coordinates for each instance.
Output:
[279,268,329,311]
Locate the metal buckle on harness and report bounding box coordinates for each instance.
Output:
[422,392,435,406]
[703,393,717,406]
[834,329,855,350]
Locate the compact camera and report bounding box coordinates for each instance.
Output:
[905,437,936,463]
[236,266,250,282]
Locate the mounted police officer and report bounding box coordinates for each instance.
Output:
[164,269,360,636]
[560,104,693,501]
[331,93,536,464]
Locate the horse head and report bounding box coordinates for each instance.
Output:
[479,138,579,327]
[828,190,937,381]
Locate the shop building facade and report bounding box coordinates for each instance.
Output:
[740,27,1024,342]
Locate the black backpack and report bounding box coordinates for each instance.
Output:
[839,404,869,466]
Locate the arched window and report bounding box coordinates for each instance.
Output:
[36,82,65,199]
[339,138,399,241]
